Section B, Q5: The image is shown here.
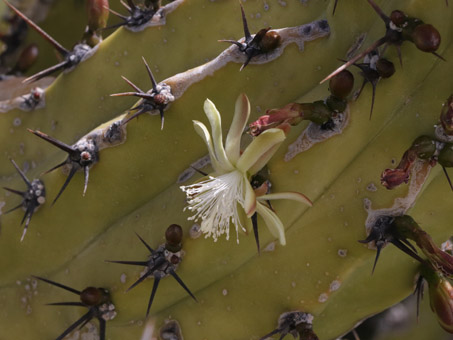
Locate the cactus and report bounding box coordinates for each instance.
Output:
[0,0,452,339]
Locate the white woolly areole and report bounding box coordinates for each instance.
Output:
[180,170,246,243]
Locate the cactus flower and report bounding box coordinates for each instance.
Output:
[420,264,453,333]
[180,94,312,245]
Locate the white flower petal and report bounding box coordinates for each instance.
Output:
[193,120,222,173]
[203,99,234,171]
[243,175,256,217]
[225,94,250,165]
[257,192,313,207]
[236,128,285,174]
[255,202,286,246]
[247,143,280,176]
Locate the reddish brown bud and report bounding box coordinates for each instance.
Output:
[249,103,303,136]
[165,224,183,252]
[390,10,407,26]
[376,58,395,79]
[166,224,183,245]
[329,70,354,99]
[412,24,441,52]
[80,287,103,306]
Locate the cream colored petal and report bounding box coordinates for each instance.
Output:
[242,175,256,217]
[247,143,279,175]
[236,128,285,174]
[203,99,234,171]
[255,202,286,246]
[193,120,222,173]
[257,192,313,207]
[225,94,250,165]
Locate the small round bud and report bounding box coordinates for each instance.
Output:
[329,70,354,99]
[259,31,281,52]
[412,24,441,52]
[80,287,102,306]
[390,10,406,26]
[165,224,183,251]
[376,58,395,79]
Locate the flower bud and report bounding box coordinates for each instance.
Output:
[376,58,395,79]
[412,24,441,53]
[165,224,183,252]
[390,10,407,26]
[249,103,303,136]
[80,287,109,306]
[329,70,354,100]
[425,269,453,333]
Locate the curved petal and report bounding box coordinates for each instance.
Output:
[247,143,280,175]
[225,94,250,165]
[236,128,285,174]
[255,202,286,246]
[203,99,234,171]
[242,174,256,217]
[257,192,313,207]
[193,120,222,173]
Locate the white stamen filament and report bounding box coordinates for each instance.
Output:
[180,171,245,242]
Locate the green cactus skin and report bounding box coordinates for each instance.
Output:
[0,0,452,339]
